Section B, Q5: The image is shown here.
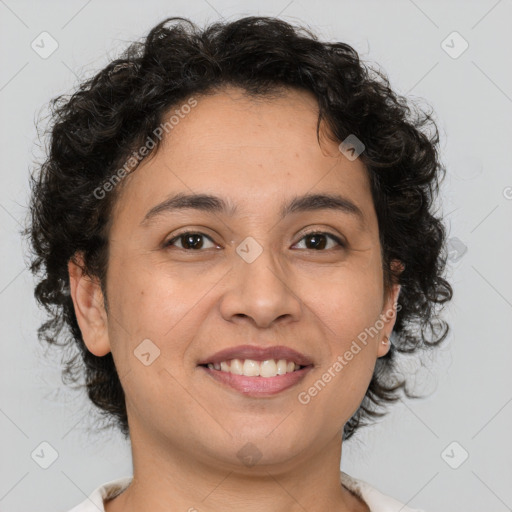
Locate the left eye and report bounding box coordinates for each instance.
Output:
[165,231,344,251]
[293,232,344,251]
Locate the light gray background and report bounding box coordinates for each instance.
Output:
[1,0,511,511]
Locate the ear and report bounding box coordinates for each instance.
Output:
[377,259,404,358]
[68,252,111,357]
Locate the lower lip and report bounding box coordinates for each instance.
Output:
[199,366,312,397]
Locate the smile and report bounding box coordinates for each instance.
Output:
[199,360,313,397]
[203,358,303,377]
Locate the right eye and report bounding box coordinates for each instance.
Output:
[164,231,217,251]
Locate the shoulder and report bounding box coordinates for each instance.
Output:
[340,471,428,512]
[64,476,133,512]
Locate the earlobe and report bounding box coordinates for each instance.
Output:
[377,279,402,358]
[68,253,111,357]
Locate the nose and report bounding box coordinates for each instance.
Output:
[218,240,302,329]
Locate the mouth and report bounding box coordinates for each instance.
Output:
[199,358,307,377]
[197,345,314,397]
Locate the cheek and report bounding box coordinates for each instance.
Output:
[105,256,222,363]
[297,264,382,410]
[104,264,199,420]
[301,263,384,342]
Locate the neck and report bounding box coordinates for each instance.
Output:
[105,425,368,512]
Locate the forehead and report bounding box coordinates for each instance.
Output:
[111,86,375,231]
[161,86,329,161]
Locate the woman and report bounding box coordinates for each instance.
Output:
[27,16,452,512]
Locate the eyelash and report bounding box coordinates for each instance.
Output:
[164,230,345,251]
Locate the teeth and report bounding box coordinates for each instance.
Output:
[207,358,301,377]
[230,358,243,375]
[243,359,260,376]
[276,359,287,375]
[260,359,277,377]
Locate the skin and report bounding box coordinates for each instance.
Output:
[68,85,402,512]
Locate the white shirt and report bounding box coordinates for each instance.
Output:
[66,471,427,512]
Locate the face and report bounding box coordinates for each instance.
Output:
[69,86,401,472]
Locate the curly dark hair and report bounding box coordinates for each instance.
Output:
[25,15,453,442]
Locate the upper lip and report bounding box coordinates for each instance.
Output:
[198,345,314,367]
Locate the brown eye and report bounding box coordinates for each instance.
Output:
[294,232,344,250]
[165,232,216,250]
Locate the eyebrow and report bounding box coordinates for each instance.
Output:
[140,192,367,229]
